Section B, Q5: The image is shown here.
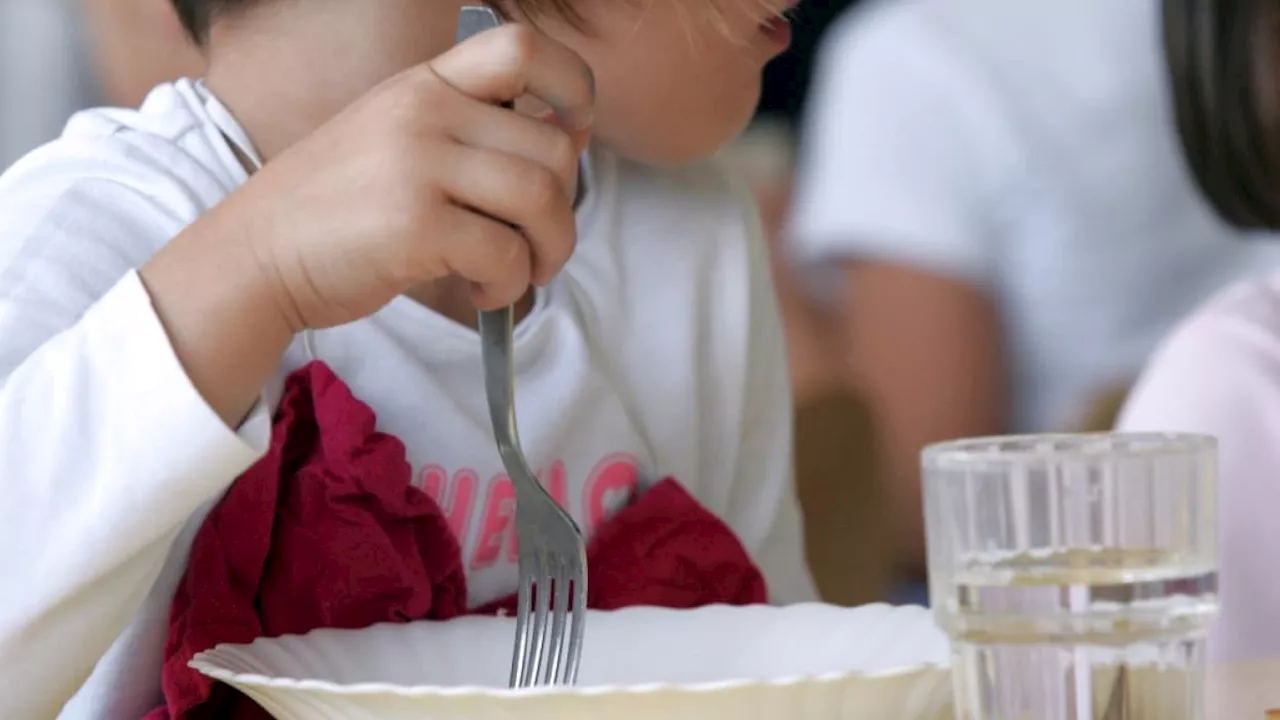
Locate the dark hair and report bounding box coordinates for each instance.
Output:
[171,0,241,42]
[1163,0,1280,229]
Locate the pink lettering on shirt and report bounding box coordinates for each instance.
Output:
[470,474,516,570]
[418,464,478,543]
[413,454,643,571]
[583,453,641,527]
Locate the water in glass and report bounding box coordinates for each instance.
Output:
[924,434,1218,719]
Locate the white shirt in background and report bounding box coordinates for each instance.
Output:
[1119,272,1280,663]
[788,0,1280,432]
[0,80,817,719]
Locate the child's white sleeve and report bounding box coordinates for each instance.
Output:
[723,188,820,606]
[0,178,270,717]
[1118,279,1280,663]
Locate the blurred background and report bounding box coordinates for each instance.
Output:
[5,0,1278,607]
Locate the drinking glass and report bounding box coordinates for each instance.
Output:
[923,433,1218,720]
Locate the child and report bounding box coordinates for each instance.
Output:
[0,0,816,716]
[1119,0,1280,663]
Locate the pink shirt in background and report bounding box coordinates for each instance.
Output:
[1120,271,1280,662]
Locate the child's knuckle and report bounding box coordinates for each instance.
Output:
[520,166,564,215]
[496,24,540,70]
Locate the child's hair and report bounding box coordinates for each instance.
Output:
[171,0,586,42]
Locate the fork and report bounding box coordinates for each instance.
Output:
[478,305,589,688]
[460,7,589,690]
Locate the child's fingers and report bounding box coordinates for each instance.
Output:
[447,107,581,205]
[431,204,532,310]
[536,111,593,158]
[430,142,577,287]
[427,24,595,132]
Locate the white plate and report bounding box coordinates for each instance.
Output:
[192,603,954,720]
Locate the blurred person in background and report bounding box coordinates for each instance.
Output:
[0,0,96,168]
[1119,0,1280,662]
[726,0,904,607]
[732,0,868,406]
[0,0,201,170]
[785,0,1280,583]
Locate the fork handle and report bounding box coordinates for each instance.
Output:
[478,307,519,456]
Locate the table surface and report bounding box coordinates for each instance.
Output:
[1208,658,1280,718]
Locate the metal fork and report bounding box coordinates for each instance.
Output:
[478,305,588,688]
[461,8,589,690]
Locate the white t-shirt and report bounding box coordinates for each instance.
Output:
[0,79,817,719]
[788,0,1280,432]
[1119,272,1280,662]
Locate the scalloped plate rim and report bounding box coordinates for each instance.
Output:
[190,659,948,700]
[189,602,951,700]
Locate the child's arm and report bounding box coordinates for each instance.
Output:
[0,172,277,718]
[0,26,595,715]
[722,182,821,606]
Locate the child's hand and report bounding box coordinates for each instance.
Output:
[138,25,594,425]
[239,24,595,330]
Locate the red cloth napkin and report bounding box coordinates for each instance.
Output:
[145,361,767,720]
